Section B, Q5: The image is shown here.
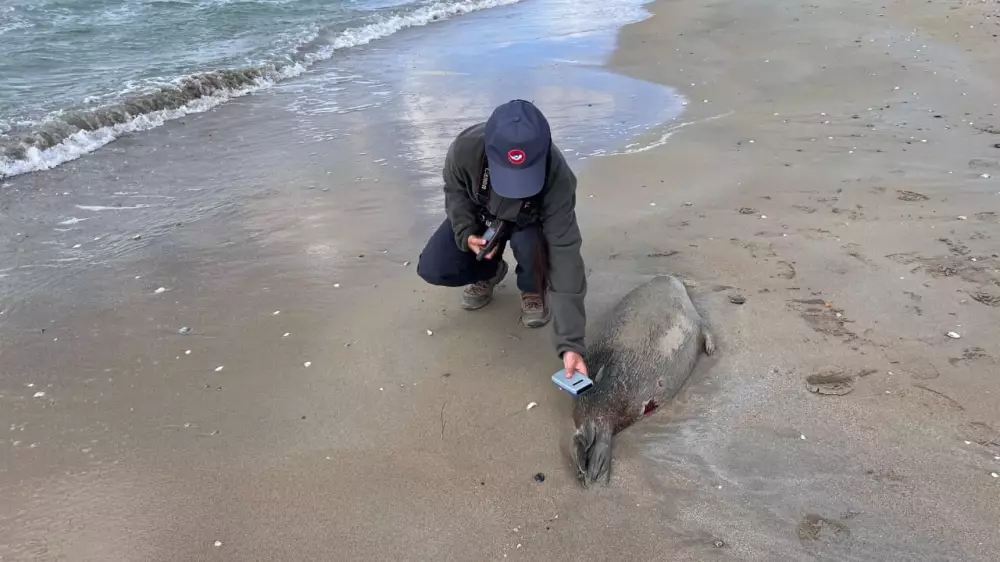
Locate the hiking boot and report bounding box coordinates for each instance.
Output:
[461,260,509,310]
[520,291,551,328]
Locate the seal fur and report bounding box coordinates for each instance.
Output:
[571,275,715,487]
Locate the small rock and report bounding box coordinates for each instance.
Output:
[728,294,746,305]
[534,473,546,483]
[179,327,191,334]
[737,207,759,215]
[946,331,962,339]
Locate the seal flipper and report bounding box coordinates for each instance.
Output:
[703,328,716,356]
[572,419,614,487]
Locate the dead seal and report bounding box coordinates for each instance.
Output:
[571,275,716,487]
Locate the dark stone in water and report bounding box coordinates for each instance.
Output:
[534,473,545,483]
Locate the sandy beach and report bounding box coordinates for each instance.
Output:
[3,0,1000,560]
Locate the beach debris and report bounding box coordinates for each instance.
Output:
[303,361,312,368]
[154,287,167,294]
[283,332,290,337]
[214,366,225,372]
[334,283,340,288]
[957,215,968,220]
[185,350,191,355]
[760,215,767,219]
[737,207,759,215]
[179,326,191,334]
[683,202,693,206]
[946,331,962,339]
[272,310,280,315]
[402,261,410,267]
[379,387,384,391]
[649,202,656,207]
[526,402,538,410]
[712,539,726,548]
[728,294,746,305]
[800,434,807,440]
[33,391,46,398]
[534,473,545,483]
[805,369,855,396]
[426,330,434,336]
[992,472,999,479]
[982,173,992,179]
[214,541,222,547]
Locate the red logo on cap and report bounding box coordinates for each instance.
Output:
[507,149,526,165]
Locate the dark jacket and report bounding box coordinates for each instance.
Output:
[442,122,587,359]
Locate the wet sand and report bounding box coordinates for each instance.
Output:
[3,0,1000,560]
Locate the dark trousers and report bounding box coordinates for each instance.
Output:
[417,218,541,293]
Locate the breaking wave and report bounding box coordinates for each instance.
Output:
[0,0,522,180]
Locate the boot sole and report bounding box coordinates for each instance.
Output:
[520,309,552,328]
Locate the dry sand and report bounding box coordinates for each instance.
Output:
[3,0,1000,560]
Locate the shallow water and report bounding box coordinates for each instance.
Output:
[0,0,682,305]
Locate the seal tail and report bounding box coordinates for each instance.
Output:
[572,419,613,487]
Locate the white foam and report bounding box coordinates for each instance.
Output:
[75,204,153,211]
[604,110,733,156]
[58,217,90,225]
[0,0,524,180]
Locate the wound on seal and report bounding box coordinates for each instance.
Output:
[642,399,659,416]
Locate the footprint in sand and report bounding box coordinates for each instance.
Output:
[805,368,856,396]
[948,347,992,366]
[970,291,1000,307]
[775,261,796,279]
[796,513,851,546]
[787,299,856,340]
[896,190,929,202]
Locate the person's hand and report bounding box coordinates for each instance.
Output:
[467,235,498,259]
[563,351,588,379]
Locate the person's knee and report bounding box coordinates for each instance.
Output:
[416,252,449,286]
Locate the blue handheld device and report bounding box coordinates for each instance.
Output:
[551,368,594,396]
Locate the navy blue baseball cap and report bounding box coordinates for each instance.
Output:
[484,100,551,199]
